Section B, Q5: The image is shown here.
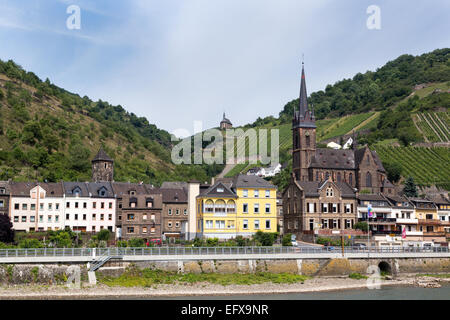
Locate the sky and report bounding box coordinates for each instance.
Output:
[0,0,449,137]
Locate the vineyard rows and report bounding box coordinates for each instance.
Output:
[414,112,450,142]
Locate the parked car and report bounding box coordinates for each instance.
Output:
[291,240,298,247]
[150,238,162,246]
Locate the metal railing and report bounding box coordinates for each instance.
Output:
[0,246,448,258]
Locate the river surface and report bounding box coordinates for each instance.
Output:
[147,284,450,300]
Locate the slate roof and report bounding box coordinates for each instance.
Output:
[232,175,275,189]
[63,182,90,197]
[111,182,150,197]
[429,195,450,205]
[310,148,355,169]
[38,182,64,197]
[87,182,115,198]
[199,181,237,198]
[220,113,232,125]
[10,182,38,196]
[357,194,387,201]
[295,180,356,198]
[92,148,113,162]
[161,181,188,190]
[0,181,11,194]
[160,188,188,203]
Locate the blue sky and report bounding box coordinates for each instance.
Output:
[0,0,449,137]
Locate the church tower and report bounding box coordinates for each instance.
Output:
[292,62,316,181]
[91,147,114,182]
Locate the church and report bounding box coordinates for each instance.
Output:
[291,63,395,195]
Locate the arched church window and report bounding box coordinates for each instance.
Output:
[366,172,372,187]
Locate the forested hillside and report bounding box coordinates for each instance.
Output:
[0,59,223,184]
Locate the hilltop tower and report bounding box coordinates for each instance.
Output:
[220,113,233,130]
[292,62,316,181]
[92,147,114,182]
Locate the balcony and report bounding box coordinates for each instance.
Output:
[396,218,418,224]
[359,218,396,224]
[423,231,446,237]
[371,230,401,235]
[405,231,423,236]
[418,219,442,226]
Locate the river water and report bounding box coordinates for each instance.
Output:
[154,284,450,300]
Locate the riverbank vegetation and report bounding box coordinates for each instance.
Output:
[97,268,310,287]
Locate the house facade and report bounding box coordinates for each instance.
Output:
[0,181,10,217]
[160,188,189,241]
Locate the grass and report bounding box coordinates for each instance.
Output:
[348,273,368,280]
[417,274,450,278]
[98,268,311,287]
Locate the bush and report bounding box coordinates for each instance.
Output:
[253,231,278,246]
[97,229,111,241]
[354,222,369,232]
[282,233,292,246]
[349,273,368,280]
[127,238,146,247]
[206,238,219,247]
[117,240,128,247]
[193,237,204,247]
[19,238,43,248]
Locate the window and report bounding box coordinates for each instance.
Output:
[83,214,86,221]
[66,214,70,220]
[151,215,155,221]
[176,209,180,215]
[326,187,333,197]
[243,219,248,229]
[308,203,315,213]
[345,204,352,213]
[265,190,270,198]
[101,202,105,209]
[333,219,338,229]
[92,214,96,220]
[168,221,172,228]
[243,189,248,197]
[322,203,328,213]
[100,214,104,221]
[127,227,134,234]
[108,214,112,221]
[127,214,135,221]
[143,214,148,220]
[184,209,187,215]
[243,204,248,213]
[254,220,260,229]
[345,219,351,229]
[48,203,52,210]
[146,200,152,208]
[168,209,172,215]
[93,202,96,209]
[74,214,78,220]
[217,187,224,193]
[349,173,353,185]
[205,220,213,229]
[265,204,271,213]
[0,200,5,208]
[332,204,337,213]
[309,219,314,230]
[175,222,180,228]
[30,216,35,223]
[142,227,147,234]
[14,216,19,222]
[14,203,19,210]
[215,220,225,229]
[254,203,259,214]
[21,216,26,222]
[337,173,341,183]
[22,204,27,210]
[109,202,112,209]
[31,203,36,210]
[254,190,259,198]
[48,216,52,222]
[55,216,59,222]
[366,172,372,187]
[151,227,155,233]
[75,202,79,209]
[83,202,87,209]
[265,220,271,229]
[40,203,44,210]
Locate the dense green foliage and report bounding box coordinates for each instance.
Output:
[279,48,450,121]
[0,59,222,185]
[354,222,369,232]
[0,214,14,243]
[403,177,419,197]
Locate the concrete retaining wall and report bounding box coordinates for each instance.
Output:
[0,257,449,284]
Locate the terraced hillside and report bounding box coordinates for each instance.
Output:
[413,112,450,142]
[374,146,450,189]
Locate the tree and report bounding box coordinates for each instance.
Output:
[354,222,369,232]
[403,176,418,197]
[253,231,277,246]
[97,229,111,241]
[282,233,292,246]
[383,162,402,183]
[0,214,14,243]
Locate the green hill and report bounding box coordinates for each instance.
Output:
[0,60,221,184]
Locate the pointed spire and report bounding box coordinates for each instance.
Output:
[299,62,309,118]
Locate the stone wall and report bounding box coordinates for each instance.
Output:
[0,257,449,284]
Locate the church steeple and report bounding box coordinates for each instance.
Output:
[293,62,316,129]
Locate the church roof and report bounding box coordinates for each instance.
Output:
[293,63,316,129]
[294,180,355,198]
[310,148,355,169]
[92,147,113,163]
[221,113,232,125]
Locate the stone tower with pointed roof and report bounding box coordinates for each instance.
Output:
[220,113,233,130]
[92,147,114,182]
[292,62,316,181]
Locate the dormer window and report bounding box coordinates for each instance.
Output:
[326,187,333,197]
[73,187,81,196]
[129,190,136,196]
[0,188,5,194]
[98,187,107,197]
[146,198,153,208]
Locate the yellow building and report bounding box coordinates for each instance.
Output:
[196,175,278,239]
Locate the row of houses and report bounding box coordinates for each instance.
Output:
[282,176,450,247]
